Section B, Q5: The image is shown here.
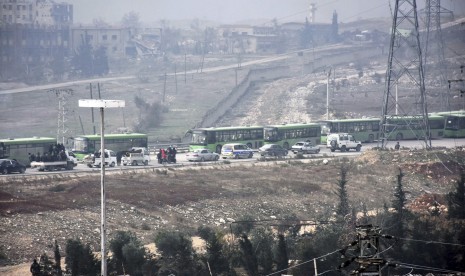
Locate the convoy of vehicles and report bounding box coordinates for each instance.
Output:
[30,150,78,171]
[186,148,220,162]
[258,144,288,157]
[291,141,320,154]
[0,159,26,174]
[221,143,254,159]
[3,110,465,173]
[122,147,151,166]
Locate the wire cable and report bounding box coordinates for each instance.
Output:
[394,236,465,247]
[264,249,340,276]
[393,261,465,274]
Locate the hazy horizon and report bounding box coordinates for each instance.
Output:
[67,0,465,26]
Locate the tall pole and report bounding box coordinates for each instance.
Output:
[326,67,332,120]
[79,99,125,276]
[100,107,106,276]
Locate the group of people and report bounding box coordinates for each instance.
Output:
[157,145,177,164]
[28,143,67,163]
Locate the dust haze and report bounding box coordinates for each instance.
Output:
[68,0,465,25]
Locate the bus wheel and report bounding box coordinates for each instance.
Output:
[216,145,222,154]
[368,134,374,143]
[396,133,403,141]
[283,142,289,150]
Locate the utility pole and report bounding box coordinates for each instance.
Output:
[379,0,431,149]
[338,225,386,276]
[50,88,73,145]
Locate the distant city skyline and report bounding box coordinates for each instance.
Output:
[67,0,465,26]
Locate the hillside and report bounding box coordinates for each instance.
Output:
[0,148,464,270]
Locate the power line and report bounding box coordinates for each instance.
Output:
[264,249,341,276]
[393,236,465,247]
[390,261,465,274]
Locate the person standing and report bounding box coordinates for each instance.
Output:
[30,259,41,276]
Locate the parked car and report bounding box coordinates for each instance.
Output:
[291,141,320,154]
[0,159,26,174]
[258,144,288,157]
[186,148,220,162]
[221,143,254,159]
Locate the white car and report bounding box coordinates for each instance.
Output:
[186,148,220,162]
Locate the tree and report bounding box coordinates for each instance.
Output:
[71,34,93,77]
[154,230,195,275]
[251,227,274,275]
[39,253,53,276]
[335,163,350,217]
[54,240,62,276]
[197,226,231,275]
[93,46,109,76]
[447,171,465,219]
[275,234,288,274]
[109,231,146,276]
[121,11,140,29]
[300,17,313,49]
[65,239,99,276]
[238,234,258,276]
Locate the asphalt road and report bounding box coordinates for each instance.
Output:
[2,137,464,178]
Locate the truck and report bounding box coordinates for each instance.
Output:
[327,133,362,152]
[86,149,117,168]
[122,147,151,166]
[30,150,78,171]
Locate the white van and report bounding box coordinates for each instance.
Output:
[221,143,254,159]
[87,149,117,167]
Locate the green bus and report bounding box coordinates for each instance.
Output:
[263,123,321,149]
[188,126,264,153]
[383,115,445,140]
[443,114,465,138]
[0,136,57,166]
[318,118,380,143]
[72,133,148,160]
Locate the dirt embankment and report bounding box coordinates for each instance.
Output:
[1,149,463,271]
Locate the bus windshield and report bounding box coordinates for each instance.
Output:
[72,137,89,153]
[264,127,278,142]
[190,130,207,145]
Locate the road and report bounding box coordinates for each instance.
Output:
[2,137,464,179]
[0,44,353,95]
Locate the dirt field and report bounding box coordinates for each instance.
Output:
[1,148,463,272]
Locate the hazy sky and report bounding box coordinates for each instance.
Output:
[67,0,465,25]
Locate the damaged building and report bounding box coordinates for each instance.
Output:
[0,0,73,81]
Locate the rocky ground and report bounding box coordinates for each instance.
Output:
[1,148,463,274]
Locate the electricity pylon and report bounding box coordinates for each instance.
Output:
[423,0,453,110]
[380,0,431,149]
[50,88,73,145]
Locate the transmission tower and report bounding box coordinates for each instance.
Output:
[50,88,74,145]
[423,0,453,110]
[380,0,431,149]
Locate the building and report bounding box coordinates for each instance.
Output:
[0,0,72,26]
[0,0,72,81]
[70,26,133,58]
[218,25,279,54]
